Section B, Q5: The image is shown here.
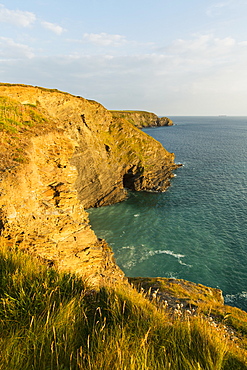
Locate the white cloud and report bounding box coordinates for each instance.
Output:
[0,37,34,59]
[239,40,247,46]
[165,34,237,71]
[0,4,65,35]
[0,4,36,27]
[168,34,235,54]
[41,21,65,35]
[1,48,247,115]
[1,31,247,115]
[83,32,127,46]
[206,0,247,16]
[206,2,230,16]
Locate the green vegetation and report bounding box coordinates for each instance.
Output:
[130,277,247,350]
[110,110,156,128]
[0,95,54,171]
[0,244,247,369]
[110,110,153,115]
[0,83,69,95]
[0,96,48,133]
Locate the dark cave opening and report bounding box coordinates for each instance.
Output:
[123,166,144,190]
[123,172,136,190]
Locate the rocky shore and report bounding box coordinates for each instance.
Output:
[0,83,178,286]
[1,83,247,331]
[1,84,247,368]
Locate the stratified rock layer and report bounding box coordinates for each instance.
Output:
[0,84,179,285]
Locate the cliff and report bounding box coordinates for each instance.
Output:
[0,84,178,285]
[110,110,173,128]
[1,85,247,368]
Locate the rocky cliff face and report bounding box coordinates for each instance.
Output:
[111,110,173,128]
[0,84,179,285]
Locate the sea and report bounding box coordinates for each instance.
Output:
[88,116,247,311]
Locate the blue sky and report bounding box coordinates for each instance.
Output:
[1,0,247,115]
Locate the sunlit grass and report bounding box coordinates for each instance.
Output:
[0,95,54,170]
[0,244,247,369]
[0,96,48,133]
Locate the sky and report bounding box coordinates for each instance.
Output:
[0,0,247,115]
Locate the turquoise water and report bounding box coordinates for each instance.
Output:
[88,117,247,310]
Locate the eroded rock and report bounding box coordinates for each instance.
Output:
[0,84,179,286]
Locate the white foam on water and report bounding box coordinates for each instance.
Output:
[151,249,192,267]
[120,247,192,269]
[154,249,185,258]
[224,291,247,304]
[119,244,148,269]
[166,272,179,279]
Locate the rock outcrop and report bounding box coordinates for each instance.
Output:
[0,84,179,286]
[129,277,224,309]
[111,110,173,128]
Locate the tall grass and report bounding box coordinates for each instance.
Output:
[0,244,246,369]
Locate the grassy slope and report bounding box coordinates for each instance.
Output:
[0,95,56,172]
[110,110,157,128]
[0,245,247,370]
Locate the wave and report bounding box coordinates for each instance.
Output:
[151,249,192,267]
[224,291,247,304]
[118,246,192,270]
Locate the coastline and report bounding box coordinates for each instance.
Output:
[1,84,247,367]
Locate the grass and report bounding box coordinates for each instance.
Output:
[110,110,154,115]
[0,95,56,172]
[0,96,48,133]
[0,83,70,95]
[110,110,157,128]
[0,244,247,369]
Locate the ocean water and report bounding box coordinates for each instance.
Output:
[88,117,247,310]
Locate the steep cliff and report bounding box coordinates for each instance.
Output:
[0,84,179,285]
[111,110,173,128]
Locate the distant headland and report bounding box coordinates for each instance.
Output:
[110,110,173,128]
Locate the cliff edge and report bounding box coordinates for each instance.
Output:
[0,84,179,285]
[111,110,173,128]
